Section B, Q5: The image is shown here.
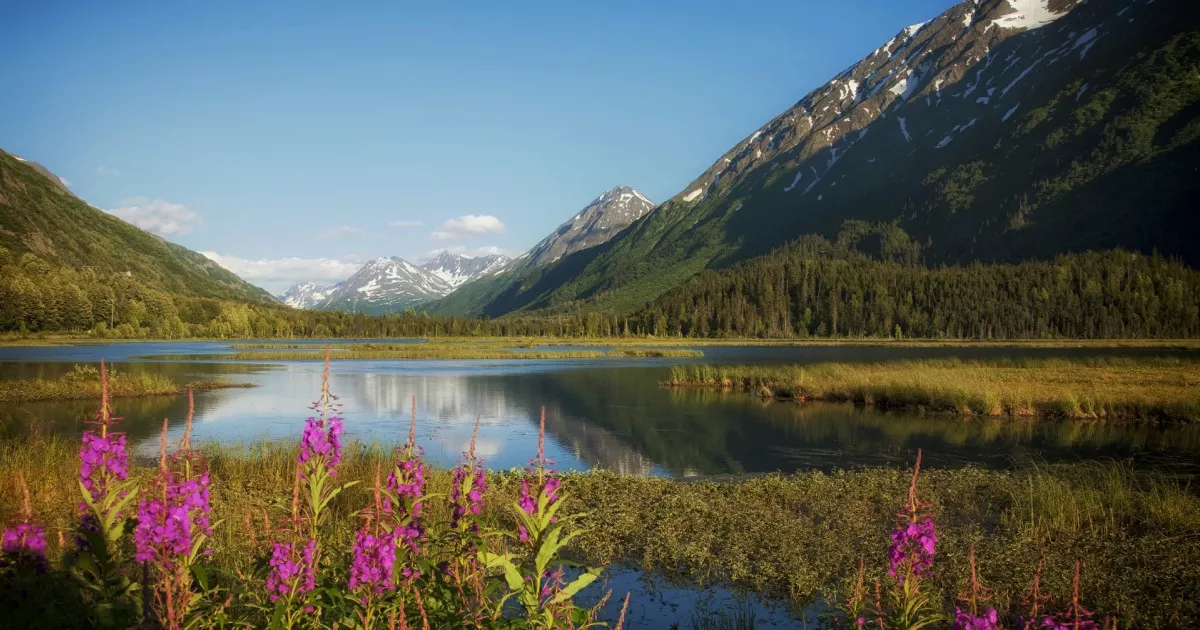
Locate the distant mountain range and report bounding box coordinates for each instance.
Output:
[431,0,1200,317]
[275,252,513,313]
[277,185,654,313]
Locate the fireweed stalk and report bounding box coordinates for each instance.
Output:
[67,359,142,625]
[348,464,397,627]
[268,348,357,627]
[134,394,215,630]
[1,471,48,575]
[952,545,998,630]
[480,406,603,628]
[1040,561,1099,630]
[384,396,426,567]
[885,449,943,629]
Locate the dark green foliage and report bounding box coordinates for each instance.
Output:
[634,232,1200,339]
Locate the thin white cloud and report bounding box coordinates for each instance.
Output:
[430,214,505,241]
[201,252,362,293]
[319,225,366,239]
[59,176,72,187]
[108,197,201,236]
[96,166,121,176]
[417,245,519,263]
[389,220,424,228]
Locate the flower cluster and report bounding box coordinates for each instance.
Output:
[298,416,344,476]
[133,471,213,566]
[953,607,1000,630]
[887,518,937,583]
[1,521,48,573]
[449,460,486,531]
[385,457,426,549]
[348,530,396,597]
[79,431,129,503]
[266,539,317,602]
[517,475,560,542]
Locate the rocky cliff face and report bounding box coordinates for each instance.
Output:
[522,186,655,268]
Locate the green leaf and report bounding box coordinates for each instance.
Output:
[550,567,601,605]
[535,525,564,575]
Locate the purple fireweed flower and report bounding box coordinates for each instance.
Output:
[266,539,317,602]
[348,530,396,596]
[384,457,426,550]
[79,431,129,503]
[297,416,344,477]
[449,460,486,531]
[887,517,937,583]
[1,521,48,573]
[134,468,215,566]
[953,607,1000,630]
[518,475,561,541]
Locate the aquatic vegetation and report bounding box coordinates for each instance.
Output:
[0,363,253,402]
[666,357,1200,422]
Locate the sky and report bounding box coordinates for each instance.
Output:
[2,0,953,294]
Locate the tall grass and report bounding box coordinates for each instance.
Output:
[3,436,1198,626]
[0,364,252,402]
[667,357,1200,422]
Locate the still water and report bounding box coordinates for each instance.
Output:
[2,341,1198,476]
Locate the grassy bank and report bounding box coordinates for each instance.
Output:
[138,345,704,360]
[2,437,1198,626]
[0,364,254,403]
[666,357,1200,422]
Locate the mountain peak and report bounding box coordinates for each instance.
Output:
[522,186,655,267]
[420,252,512,288]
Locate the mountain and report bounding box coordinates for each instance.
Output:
[317,257,452,313]
[277,281,341,308]
[523,186,656,267]
[419,252,511,288]
[0,149,275,303]
[428,186,656,316]
[442,0,1200,317]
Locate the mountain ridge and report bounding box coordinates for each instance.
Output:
[441,0,1200,317]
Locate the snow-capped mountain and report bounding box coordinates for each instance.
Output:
[419,252,512,288]
[276,281,340,309]
[319,257,452,314]
[522,186,655,267]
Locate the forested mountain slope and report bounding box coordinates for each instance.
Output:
[0,150,274,303]
[457,0,1200,317]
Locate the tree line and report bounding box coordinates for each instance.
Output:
[632,235,1200,339]
[2,239,1197,340]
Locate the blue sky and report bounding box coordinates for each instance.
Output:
[2,0,952,293]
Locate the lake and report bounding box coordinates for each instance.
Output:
[3,340,1198,477]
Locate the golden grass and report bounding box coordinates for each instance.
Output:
[0,365,254,403]
[667,357,1200,422]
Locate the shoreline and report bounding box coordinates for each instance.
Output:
[2,334,1198,349]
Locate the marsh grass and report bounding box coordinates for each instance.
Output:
[3,436,1198,626]
[0,364,253,402]
[667,357,1200,422]
[141,346,703,360]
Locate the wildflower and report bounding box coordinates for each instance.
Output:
[297,415,344,476]
[887,450,936,584]
[1,523,48,574]
[954,607,1000,630]
[449,415,486,532]
[1,471,47,574]
[348,530,396,596]
[266,539,317,602]
[518,406,560,542]
[385,397,426,551]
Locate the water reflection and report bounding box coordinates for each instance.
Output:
[2,348,1198,477]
